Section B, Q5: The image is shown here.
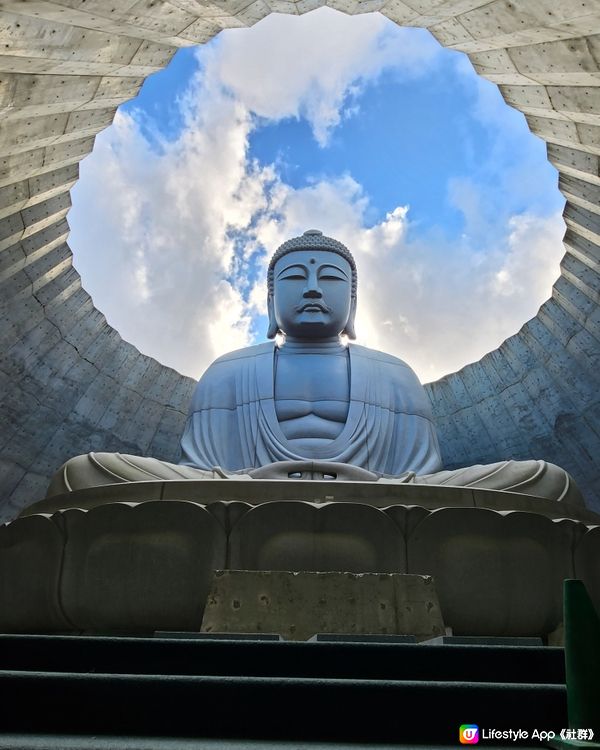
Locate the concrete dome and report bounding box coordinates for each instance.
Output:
[1,1,599,519]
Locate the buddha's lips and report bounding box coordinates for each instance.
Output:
[296,302,331,313]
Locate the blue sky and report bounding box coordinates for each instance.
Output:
[69,8,565,383]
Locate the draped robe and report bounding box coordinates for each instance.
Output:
[179,342,443,477]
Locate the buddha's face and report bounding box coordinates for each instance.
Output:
[272,249,353,340]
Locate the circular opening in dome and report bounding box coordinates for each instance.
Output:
[68,7,565,384]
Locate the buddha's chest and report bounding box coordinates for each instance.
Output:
[274,351,350,443]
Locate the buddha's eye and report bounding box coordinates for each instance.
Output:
[277,265,307,281]
[318,265,348,281]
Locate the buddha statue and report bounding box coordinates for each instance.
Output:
[47,230,583,506]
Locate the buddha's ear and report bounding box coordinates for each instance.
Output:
[266,294,279,339]
[343,297,357,340]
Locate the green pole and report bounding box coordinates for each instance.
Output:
[563,579,600,732]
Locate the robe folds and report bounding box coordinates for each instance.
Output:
[179,342,444,477]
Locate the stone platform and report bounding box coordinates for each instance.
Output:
[1,480,599,638]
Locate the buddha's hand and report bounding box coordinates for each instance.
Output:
[248,460,378,482]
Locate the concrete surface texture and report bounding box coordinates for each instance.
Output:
[1,1,599,520]
[200,570,445,641]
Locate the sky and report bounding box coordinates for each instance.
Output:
[68,8,566,384]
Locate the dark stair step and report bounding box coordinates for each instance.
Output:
[0,670,566,744]
[0,633,565,684]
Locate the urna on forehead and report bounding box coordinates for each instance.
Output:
[267,229,357,297]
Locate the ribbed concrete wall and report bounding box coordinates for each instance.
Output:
[0,1,598,520]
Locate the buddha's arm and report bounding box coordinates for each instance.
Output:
[178,349,265,471]
[179,359,240,470]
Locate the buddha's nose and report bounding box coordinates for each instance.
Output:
[303,286,322,298]
[303,274,322,297]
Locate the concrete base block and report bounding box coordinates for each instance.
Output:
[200,570,445,641]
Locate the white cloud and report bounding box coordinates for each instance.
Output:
[354,210,565,382]
[69,9,566,386]
[243,177,564,382]
[490,212,565,300]
[70,91,263,377]
[203,8,441,145]
[229,172,565,383]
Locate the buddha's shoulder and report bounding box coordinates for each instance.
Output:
[209,342,273,367]
[199,342,273,388]
[349,344,418,375]
[349,344,430,413]
[190,343,273,408]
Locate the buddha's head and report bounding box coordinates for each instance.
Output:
[267,230,357,341]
